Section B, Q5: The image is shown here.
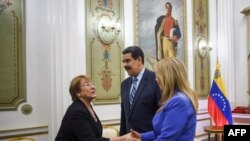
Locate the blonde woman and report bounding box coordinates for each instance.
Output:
[131,58,198,141]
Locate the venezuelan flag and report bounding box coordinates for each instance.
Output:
[208,61,233,126]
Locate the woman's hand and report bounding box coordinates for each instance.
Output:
[130,129,141,140]
[110,133,139,141]
[123,133,140,141]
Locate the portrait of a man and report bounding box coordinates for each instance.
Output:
[134,0,186,70]
[155,2,181,60]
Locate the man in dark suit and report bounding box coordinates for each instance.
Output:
[120,46,161,135]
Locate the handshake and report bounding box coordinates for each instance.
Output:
[115,129,141,141]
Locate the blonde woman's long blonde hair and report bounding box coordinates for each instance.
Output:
[155,58,198,112]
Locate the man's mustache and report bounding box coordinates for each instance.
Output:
[124,66,130,71]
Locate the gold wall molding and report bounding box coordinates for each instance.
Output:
[197,111,208,115]
[195,133,208,138]
[21,104,33,115]
[101,118,120,126]
[10,137,35,141]
[195,117,211,138]
[0,126,48,139]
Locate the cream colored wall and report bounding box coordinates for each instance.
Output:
[233,0,250,107]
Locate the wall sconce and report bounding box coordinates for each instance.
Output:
[97,15,121,45]
[101,22,121,34]
[198,38,212,58]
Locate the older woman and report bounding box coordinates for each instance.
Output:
[131,58,198,141]
[56,75,138,141]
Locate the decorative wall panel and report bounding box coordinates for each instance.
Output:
[193,0,210,99]
[86,0,124,104]
[0,0,26,110]
[241,7,250,106]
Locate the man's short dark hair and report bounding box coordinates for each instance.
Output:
[122,46,144,64]
[165,2,172,9]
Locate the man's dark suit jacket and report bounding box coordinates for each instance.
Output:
[120,68,161,135]
[55,99,109,141]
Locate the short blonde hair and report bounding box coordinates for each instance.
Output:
[155,58,198,112]
[69,75,91,101]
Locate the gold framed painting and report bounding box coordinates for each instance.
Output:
[85,0,124,104]
[0,0,26,110]
[133,0,187,70]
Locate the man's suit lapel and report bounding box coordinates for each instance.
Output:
[129,69,148,118]
[124,77,133,116]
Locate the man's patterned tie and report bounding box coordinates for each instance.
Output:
[129,77,138,108]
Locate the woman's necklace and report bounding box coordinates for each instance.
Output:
[87,106,98,122]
